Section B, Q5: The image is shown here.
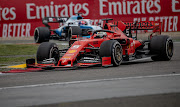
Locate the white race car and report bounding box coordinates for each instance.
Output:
[34,13,102,43]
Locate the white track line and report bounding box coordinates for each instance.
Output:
[0,73,180,90]
[0,72,10,75]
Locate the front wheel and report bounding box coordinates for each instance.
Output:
[150,35,173,61]
[67,26,82,41]
[100,40,123,66]
[36,42,60,65]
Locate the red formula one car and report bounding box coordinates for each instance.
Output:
[26,19,174,70]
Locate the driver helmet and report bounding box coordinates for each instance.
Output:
[79,20,87,25]
[96,32,107,38]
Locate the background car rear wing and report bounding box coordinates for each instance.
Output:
[42,17,69,28]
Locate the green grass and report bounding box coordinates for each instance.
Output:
[0,57,34,64]
[0,44,39,56]
[0,43,69,71]
[0,43,68,66]
[0,44,38,68]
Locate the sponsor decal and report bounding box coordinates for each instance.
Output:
[65,53,75,56]
[62,56,71,59]
[68,50,77,53]
[26,1,89,19]
[2,23,31,38]
[71,45,81,49]
[172,0,180,12]
[62,59,67,63]
[0,0,180,38]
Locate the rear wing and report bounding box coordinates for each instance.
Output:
[115,21,162,33]
[42,17,69,28]
[124,21,162,33]
[114,21,162,40]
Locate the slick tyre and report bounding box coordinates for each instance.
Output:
[100,40,123,66]
[34,27,50,43]
[67,26,82,41]
[150,35,173,61]
[36,42,59,65]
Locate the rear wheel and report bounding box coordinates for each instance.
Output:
[150,35,173,61]
[36,42,59,65]
[100,40,123,66]
[34,27,50,43]
[68,26,82,46]
[67,26,82,41]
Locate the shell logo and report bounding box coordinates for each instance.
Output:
[68,50,77,53]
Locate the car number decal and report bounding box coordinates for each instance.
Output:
[71,45,81,49]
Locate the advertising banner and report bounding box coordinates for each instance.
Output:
[0,0,180,38]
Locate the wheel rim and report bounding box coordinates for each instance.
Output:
[50,47,59,64]
[115,45,122,62]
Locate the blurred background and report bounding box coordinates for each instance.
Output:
[0,0,180,41]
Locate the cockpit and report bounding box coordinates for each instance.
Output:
[94,32,107,38]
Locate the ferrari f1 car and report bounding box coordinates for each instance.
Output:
[27,19,174,69]
[34,13,102,43]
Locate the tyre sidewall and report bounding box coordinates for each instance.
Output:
[100,40,122,66]
[34,28,40,43]
[37,42,59,64]
[34,27,50,43]
[67,27,72,41]
[150,36,173,61]
[165,38,173,60]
